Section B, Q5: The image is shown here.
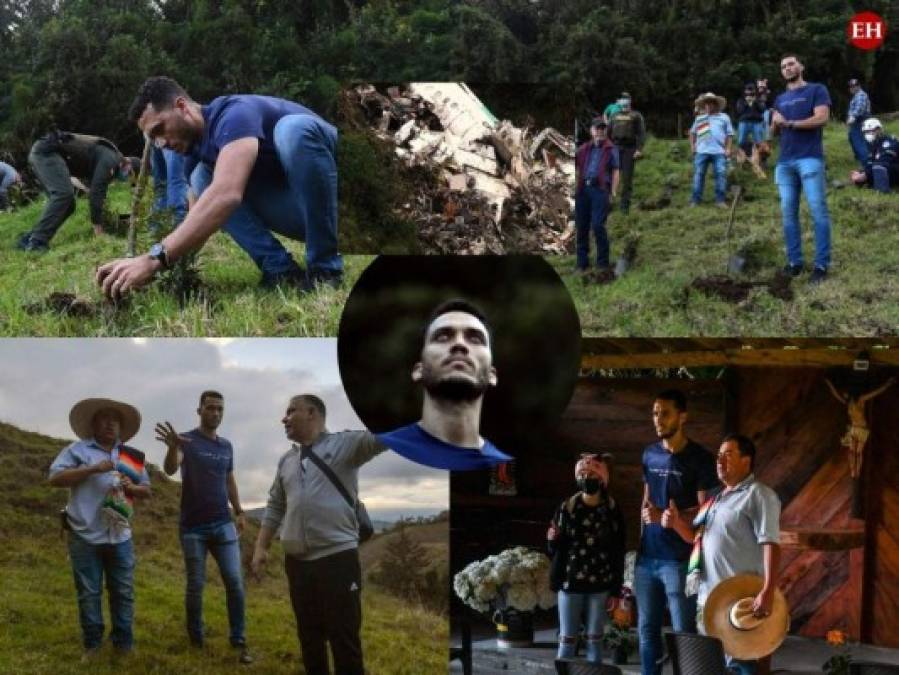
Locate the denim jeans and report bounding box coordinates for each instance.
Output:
[774,157,831,270]
[847,123,869,167]
[635,556,696,675]
[691,153,727,204]
[180,519,246,646]
[190,113,341,278]
[575,185,611,268]
[557,590,609,663]
[67,533,135,650]
[737,121,766,146]
[150,146,188,230]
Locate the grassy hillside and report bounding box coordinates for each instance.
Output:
[0,422,448,674]
[554,120,899,336]
[0,185,373,336]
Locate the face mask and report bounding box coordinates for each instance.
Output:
[864,132,877,143]
[577,477,602,495]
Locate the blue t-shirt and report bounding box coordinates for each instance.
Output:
[774,83,831,161]
[180,429,233,528]
[641,440,718,561]
[377,423,512,471]
[190,95,322,184]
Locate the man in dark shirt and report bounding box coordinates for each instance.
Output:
[17,132,133,252]
[98,76,342,297]
[156,390,251,663]
[574,118,620,275]
[635,389,718,675]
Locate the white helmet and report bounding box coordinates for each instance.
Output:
[862,118,883,133]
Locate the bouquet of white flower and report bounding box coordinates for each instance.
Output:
[453,546,557,614]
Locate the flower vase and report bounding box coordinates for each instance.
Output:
[494,608,534,648]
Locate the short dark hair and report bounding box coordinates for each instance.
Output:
[294,394,326,419]
[199,390,223,406]
[722,432,756,470]
[655,388,687,412]
[128,76,190,124]
[423,298,493,347]
[780,53,801,63]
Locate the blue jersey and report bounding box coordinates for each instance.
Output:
[180,429,233,528]
[774,83,831,161]
[377,423,512,471]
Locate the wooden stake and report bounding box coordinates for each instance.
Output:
[127,137,152,257]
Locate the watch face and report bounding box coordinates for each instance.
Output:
[150,243,163,257]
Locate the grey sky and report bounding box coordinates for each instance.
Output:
[0,338,447,520]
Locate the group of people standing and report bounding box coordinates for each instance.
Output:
[547,389,782,674]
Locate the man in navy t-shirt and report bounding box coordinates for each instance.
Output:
[771,54,833,285]
[635,389,718,675]
[378,298,512,470]
[157,390,252,663]
[98,76,342,298]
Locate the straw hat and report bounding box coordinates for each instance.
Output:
[704,574,790,660]
[695,92,727,111]
[69,398,141,442]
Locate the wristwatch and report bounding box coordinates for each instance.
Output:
[148,242,169,270]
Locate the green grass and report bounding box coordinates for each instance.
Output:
[555,120,899,336]
[0,422,448,674]
[0,185,373,336]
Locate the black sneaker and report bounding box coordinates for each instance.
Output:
[15,232,33,250]
[21,238,49,253]
[301,269,343,293]
[232,641,254,664]
[809,267,828,285]
[260,265,306,289]
[782,263,803,277]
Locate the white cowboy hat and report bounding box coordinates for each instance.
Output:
[69,398,141,442]
[704,574,790,660]
[694,92,727,111]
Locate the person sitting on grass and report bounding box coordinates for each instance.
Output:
[96,76,343,299]
[689,92,734,209]
[850,118,898,194]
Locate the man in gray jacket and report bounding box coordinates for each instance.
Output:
[250,394,384,675]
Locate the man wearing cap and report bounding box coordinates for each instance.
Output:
[850,118,899,194]
[156,390,252,663]
[770,54,833,285]
[636,389,718,675]
[48,398,151,657]
[689,93,734,208]
[574,119,620,275]
[376,299,512,471]
[251,394,386,675]
[847,79,872,167]
[684,434,782,675]
[607,94,646,214]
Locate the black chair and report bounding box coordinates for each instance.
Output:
[849,663,899,675]
[554,659,623,675]
[664,631,729,675]
[449,613,472,675]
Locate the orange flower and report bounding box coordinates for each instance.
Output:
[826,630,846,646]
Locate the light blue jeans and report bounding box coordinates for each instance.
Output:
[180,519,245,646]
[557,590,609,663]
[737,121,766,146]
[691,153,727,204]
[191,113,342,278]
[635,557,696,675]
[775,157,831,270]
[67,534,135,650]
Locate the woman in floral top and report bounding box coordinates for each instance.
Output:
[547,454,626,664]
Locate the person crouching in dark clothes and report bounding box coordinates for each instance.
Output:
[574,119,620,277]
[850,118,899,193]
[547,454,626,665]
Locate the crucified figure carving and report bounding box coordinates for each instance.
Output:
[825,376,896,479]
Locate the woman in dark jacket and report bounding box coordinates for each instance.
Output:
[547,454,626,664]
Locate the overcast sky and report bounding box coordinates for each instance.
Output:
[0,338,447,521]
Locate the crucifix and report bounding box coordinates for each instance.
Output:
[825,375,896,518]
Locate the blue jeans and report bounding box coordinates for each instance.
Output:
[557,590,609,663]
[635,557,696,675]
[847,123,869,167]
[67,534,135,650]
[150,146,188,230]
[180,520,246,646]
[691,153,727,204]
[775,157,831,270]
[575,184,610,268]
[190,113,341,278]
[737,121,766,146]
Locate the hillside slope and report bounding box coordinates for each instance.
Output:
[0,421,447,674]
